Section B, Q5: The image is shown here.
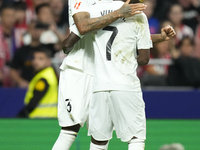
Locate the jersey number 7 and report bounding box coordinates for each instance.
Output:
[103,26,118,61]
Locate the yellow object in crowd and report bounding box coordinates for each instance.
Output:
[24,67,58,118]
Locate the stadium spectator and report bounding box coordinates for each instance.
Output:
[177,0,200,32]
[26,0,51,13]
[168,37,200,87]
[154,0,200,33]
[194,24,200,58]
[50,0,69,37]
[159,143,185,150]
[141,40,171,86]
[0,0,13,6]
[177,36,195,57]
[140,21,174,86]
[35,3,53,24]
[153,0,175,22]
[24,0,51,26]
[0,5,16,59]
[35,3,65,44]
[32,0,50,7]
[168,3,194,47]
[35,2,67,68]
[13,1,28,49]
[143,0,160,34]
[10,21,60,88]
[17,47,58,118]
[0,5,17,87]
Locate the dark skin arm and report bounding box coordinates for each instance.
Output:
[73,0,147,35]
[62,33,150,66]
[151,25,176,43]
[137,26,175,66]
[62,32,81,54]
[62,25,176,54]
[137,49,150,66]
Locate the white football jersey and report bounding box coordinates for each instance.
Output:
[89,1,153,92]
[60,0,95,75]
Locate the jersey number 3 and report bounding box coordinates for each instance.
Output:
[103,26,118,61]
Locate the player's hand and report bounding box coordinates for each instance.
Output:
[161,25,176,41]
[118,0,147,18]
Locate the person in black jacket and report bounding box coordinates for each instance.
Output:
[168,36,200,87]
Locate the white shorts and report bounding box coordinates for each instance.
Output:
[57,66,93,127]
[88,91,146,142]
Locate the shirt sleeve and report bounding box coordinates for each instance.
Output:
[70,0,90,16]
[70,24,84,38]
[16,78,49,118]
[137,13,153,50]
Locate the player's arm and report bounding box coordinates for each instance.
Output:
[136,13,151,66]
[62,32,80,54]
[73,0,147,35]
[62,24,82,54]
[17,78,49,118]
[137,49,150,66]
[151,25,176,43]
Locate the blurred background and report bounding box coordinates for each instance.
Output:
[0,0,200,150]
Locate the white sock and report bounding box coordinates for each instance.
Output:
[128,138,145,150]
[52,130,77,150]
[89,142,109,150]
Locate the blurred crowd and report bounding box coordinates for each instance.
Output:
[139,0,200,87]
[0,0,200,88]
[0,0,68,88]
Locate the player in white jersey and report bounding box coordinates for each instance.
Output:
[86,0,158,150]
[62,25,176,150]
[51,0,148,150]
[61,23,175,150]
[71,0,147,35]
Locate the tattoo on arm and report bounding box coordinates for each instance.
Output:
[73,11,121,35]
